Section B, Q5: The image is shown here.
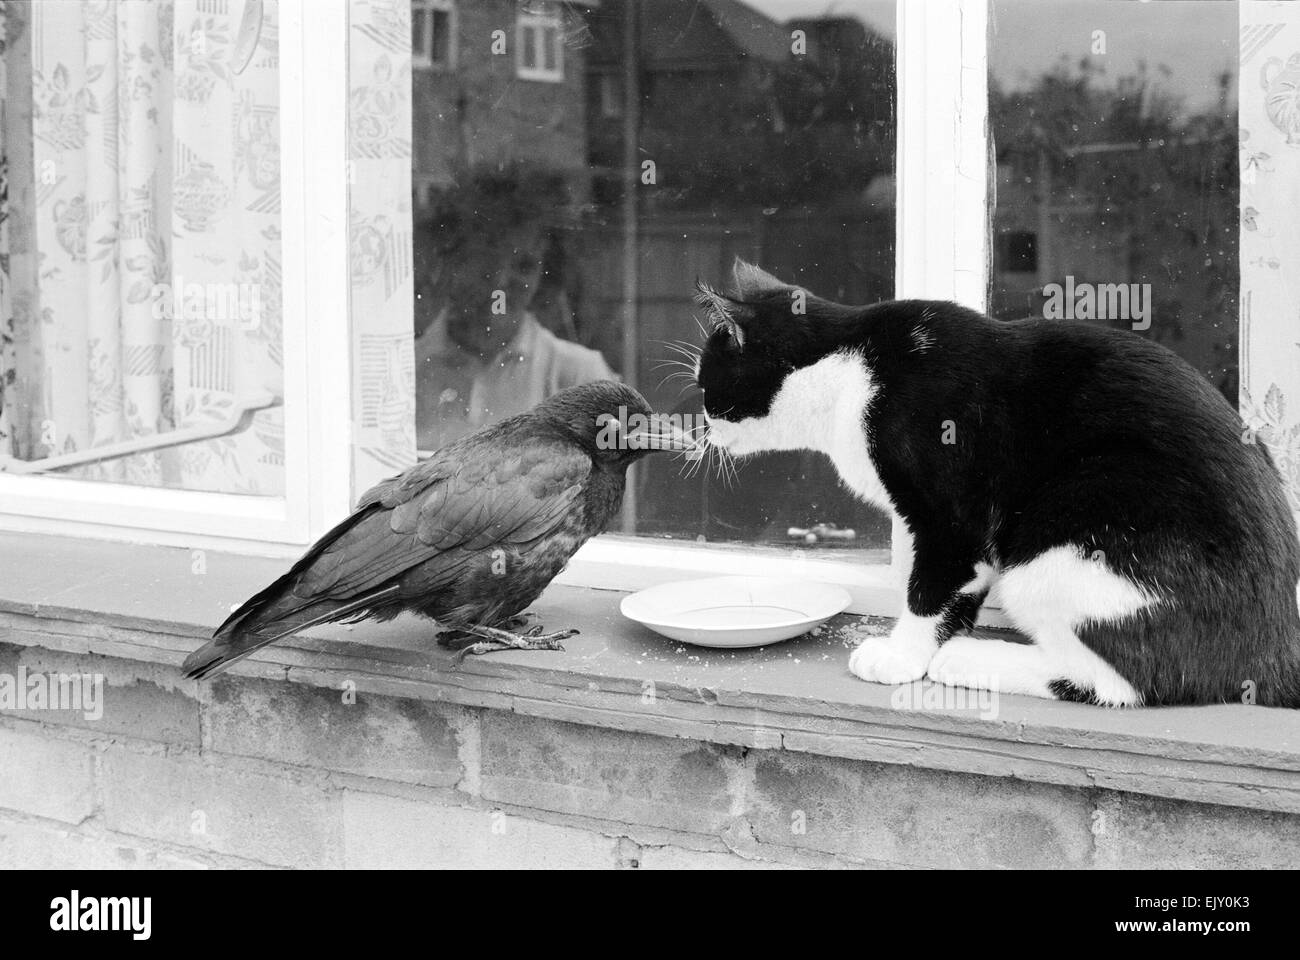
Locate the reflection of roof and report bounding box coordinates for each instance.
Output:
[586,0,790,70]
[699,0,791,62]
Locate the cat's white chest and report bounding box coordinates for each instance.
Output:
[817,359,892,510]
[707,351,895,513]
[827,421,892,511]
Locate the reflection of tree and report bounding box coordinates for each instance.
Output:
[633,27,895,210]
[992,59,1239,399]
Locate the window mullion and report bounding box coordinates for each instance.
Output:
[895,0,989,308]
[893,0,990,576]
[283,0,354,539]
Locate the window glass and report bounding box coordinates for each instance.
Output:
[542,25,558,73]
[432,9,452,66]
[413,1,453,69]
[521,23,538,70]
[412,6,425,58]
[411,0,896,557]
[989,0,1239,401]
[0,0,285,495]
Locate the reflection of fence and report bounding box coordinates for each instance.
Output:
[991,135,1239,400]
[570,206,893,544]
[580,207,892,407]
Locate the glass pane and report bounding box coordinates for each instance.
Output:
[412,7,426,59]
[521,25,538,70]
[0,0,285,495]
[542,25,558,73]
[411,0,897,558]
[989,0,1239,401]
[432,9,450,65]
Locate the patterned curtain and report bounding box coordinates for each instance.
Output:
[349,0,415,498]
[0,1,16,457]
[1240,2,1300,524]
[0,0,283,496]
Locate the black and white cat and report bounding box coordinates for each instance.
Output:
[694,260,1300,707]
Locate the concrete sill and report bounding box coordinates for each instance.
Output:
[2,531,1299,816]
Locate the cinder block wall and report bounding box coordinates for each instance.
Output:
[2,640,1298,869]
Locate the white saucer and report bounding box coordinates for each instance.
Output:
[619,575,852,648]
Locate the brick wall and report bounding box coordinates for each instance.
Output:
[2,639,1299,869]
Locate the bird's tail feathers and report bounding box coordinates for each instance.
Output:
[183,582,400,681]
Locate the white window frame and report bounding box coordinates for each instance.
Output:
[558,0,991,619]
[411,0,456,72]
[12,0,1281,631]
[0,0,988,615]
[516,5,565,83]
[0,0,352,559]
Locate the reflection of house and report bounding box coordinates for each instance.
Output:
[991,140,1238,399]
[583,0,792,201]
[785,16,894,125]
[410,0,597,213]
[993,158,1126,319]
[575,4,897,543]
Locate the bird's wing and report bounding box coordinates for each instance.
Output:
[292,432,593,600]
[183,432,594,680]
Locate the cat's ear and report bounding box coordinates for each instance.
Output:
[695,279,750,347]
[731,258,791,299]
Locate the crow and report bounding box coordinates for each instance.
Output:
[182,381,694,680]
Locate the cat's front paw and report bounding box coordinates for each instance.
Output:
[848,625,936,685]
[926,636,989,689]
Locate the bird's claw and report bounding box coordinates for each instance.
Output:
[449,625,578,662]
[453,640,511,662]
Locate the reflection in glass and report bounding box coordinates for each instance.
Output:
[411,0,897,555]
[989,0,1239,400]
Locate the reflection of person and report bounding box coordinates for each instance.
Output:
[413,168,615,451]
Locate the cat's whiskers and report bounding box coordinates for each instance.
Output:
[652,339,703,397]
[715,444,740,490]
[659,344,702,370]
[675,425,712,481]
[650,359,696,390]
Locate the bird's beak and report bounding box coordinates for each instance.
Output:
[625,414,702,455]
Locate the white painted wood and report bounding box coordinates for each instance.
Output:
[889,0,990,578]
[895,0,990,308]
[286,0,354,538]
[0,0,355,548]
[0,476,292,542]
[556,536,901,617]
[0,0,1014,629]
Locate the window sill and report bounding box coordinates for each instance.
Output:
[2,531,1298,816]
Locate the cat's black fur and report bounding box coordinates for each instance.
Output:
[695,263,1300,707]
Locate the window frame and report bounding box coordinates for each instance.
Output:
[0,0,352,553]
[564,0,991,618]
[9,0,1288,628]
[0,0,989,619]
[515,5,565,83]
[411,0,456,72]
